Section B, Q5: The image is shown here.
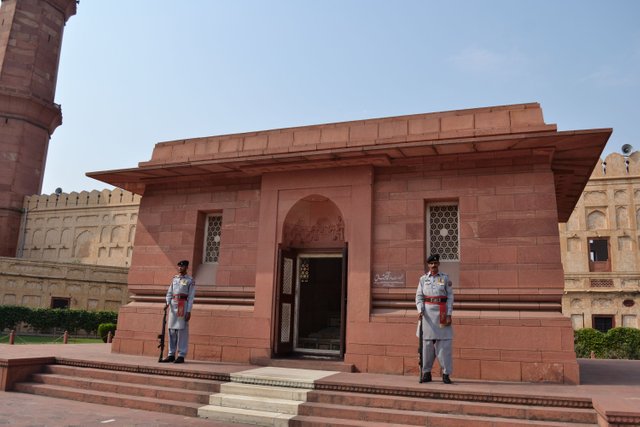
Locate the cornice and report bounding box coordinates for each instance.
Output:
[42,0,77,22]
[0,89,62,134]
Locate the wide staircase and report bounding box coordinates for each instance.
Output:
[13,363,222,416]
[12,362,599,426]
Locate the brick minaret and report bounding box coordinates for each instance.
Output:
[0,0,76,256]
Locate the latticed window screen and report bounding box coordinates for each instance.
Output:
[428,204,459,261]
[590,279,614,288]
[283,258,293,294]
[204,214,222,263]
[280,303,291,343]
[299,258,310,284]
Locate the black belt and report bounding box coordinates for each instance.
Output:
[173,294,189,300]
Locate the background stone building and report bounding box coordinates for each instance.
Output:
[559,151,640,332]
[0,188,139,311]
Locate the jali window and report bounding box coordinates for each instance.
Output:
[427,204,459,261]
[204,214,222,263]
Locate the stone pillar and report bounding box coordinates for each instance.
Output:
[0,0,76,256]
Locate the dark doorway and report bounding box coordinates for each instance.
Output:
[593,315,614,333]
[295,255,343,355]
[51,297,70,309]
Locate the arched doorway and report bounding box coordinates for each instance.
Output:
[274,195,347,358]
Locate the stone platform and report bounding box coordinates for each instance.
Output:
[1,343,639,426]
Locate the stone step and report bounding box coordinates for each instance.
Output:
[291,414,596,427]
[31,372,211,404]
[297,402,597,427]
[253,357,355,373]
[198,404,295,427]
[220,381,311,401]
[289,415,426,427]
[44,364,221,392]
[307,389,598,424]
[13,382,202,417]
[230,366,338,389]
[209,392,303,414]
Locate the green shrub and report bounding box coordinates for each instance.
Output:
[574,327,640,360]
[97,323,117,343]
[603,327,640,359]
[574,328,605,358]
[0,305,117,335]
[0,305,30,331]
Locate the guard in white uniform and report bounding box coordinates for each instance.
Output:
[416,254,454,384]
[160,260,196,364]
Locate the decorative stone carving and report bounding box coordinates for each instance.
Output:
[282,196,344,248]
[570,298,583,309]
[283,216,345,247]
[614,190,628,203]
[584,191,606,205]
[616,206,629,228]
[592,298,613,309]
[586,210,607,230]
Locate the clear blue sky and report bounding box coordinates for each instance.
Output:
[42,0,640,194]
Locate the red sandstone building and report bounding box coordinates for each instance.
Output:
[0,0,76,257]
[90,103,611,384]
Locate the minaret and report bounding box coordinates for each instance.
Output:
[0,0,76,256]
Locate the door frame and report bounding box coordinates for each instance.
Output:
[273,247,296,355]
[293,252,343,356]
[272,244,348,358]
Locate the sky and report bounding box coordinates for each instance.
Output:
[42,0,640,194]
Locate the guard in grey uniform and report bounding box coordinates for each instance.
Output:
[160,260,196,364]
[416,254,454,384]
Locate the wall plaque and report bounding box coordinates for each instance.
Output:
[373,270,405,287]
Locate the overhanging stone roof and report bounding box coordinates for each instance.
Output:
[87,102,611,222]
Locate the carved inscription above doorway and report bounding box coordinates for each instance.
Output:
[282,195,345,249]
[283,216,344,247]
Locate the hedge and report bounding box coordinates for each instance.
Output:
[0,305,117,335]
[575,327,640,359]
[98,323,117,342]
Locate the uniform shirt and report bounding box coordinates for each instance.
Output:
[166,274,196,330]
[415,271,454,340]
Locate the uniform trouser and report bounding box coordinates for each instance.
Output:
[168,324,189,357]
[422,338,453,375]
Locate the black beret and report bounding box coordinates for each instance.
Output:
[427,254,440,263]
[177,260,189,267]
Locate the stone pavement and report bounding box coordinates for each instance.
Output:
[1,343,640,426]
[0,390,251,427]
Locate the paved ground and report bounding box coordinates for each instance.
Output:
[0,391,251,427]
[1,343,639,426]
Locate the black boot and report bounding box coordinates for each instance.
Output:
[421,372,432,383]
[442,374,452,384]
[159,355,175,363]
[174,356,185,364]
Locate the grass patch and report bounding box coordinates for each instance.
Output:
[0,334,103,344]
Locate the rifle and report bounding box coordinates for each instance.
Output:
[157,304,168,362]
[418,317,423,383]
